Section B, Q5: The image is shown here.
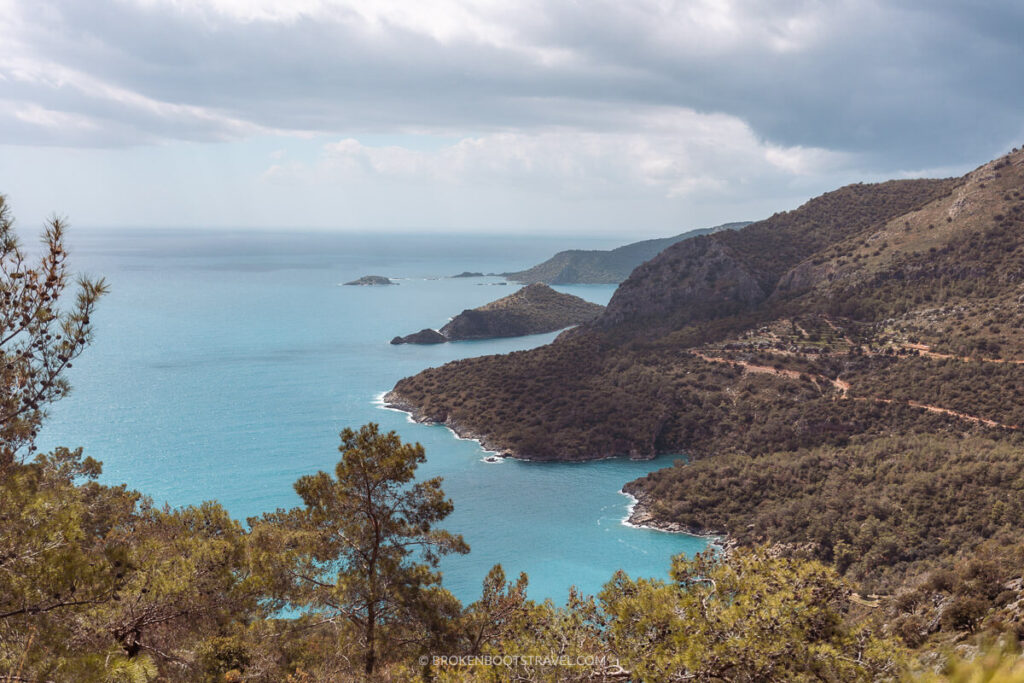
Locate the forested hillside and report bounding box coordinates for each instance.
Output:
[388,147,1024,596]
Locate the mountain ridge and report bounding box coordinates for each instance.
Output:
[501,222,750,284]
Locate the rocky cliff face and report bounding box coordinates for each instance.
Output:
[596,236,768,330]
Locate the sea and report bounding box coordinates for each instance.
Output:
[35,228,709,604]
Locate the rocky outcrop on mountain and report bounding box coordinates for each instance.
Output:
[390,283,603,344]
[596,236,768,331]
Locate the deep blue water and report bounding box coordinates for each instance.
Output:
[36,229,708,603]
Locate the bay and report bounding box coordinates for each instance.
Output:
[36,228,709,603]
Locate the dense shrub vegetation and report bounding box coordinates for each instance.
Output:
[627,434,1024,590]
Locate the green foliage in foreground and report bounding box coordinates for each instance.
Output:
[9,434,1024,682]
[443,549,900,682]
[248,424,468,677]
[1,428,909,681]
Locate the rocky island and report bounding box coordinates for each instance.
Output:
[343,275,396,286]
[390,282,603,345]
[450,271,484,278]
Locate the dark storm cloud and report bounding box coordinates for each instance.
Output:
[3,0,1023,168]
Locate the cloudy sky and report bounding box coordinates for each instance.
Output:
[0,0,1022,236]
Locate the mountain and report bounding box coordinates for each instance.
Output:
[390,283,603,344]
[501,222,750,284]
[386,147,1024,588]
[387,176,959,458]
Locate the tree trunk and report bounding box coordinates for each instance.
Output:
[365,604,376,675]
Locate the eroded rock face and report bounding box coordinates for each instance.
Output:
[597,236,768,330]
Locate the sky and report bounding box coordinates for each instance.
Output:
[0,0,1022,237]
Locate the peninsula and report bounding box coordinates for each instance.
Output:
[390,282,603,344]
[502,222,750,284]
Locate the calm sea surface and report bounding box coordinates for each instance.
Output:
[36,229,708,603]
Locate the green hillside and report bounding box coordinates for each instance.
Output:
[388,147,1024,593]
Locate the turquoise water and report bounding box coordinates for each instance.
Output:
[35,229,708,603]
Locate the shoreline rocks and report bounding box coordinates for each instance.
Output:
[623,486,735,553]
[382,390,515,457]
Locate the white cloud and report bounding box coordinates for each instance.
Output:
[10,102,98,130]
[265,107,849,202]
[0,0,1019,231]
[0,52,282,144]
[1,0,1019,164]
[124,0,574,64]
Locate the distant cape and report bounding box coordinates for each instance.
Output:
[501,222,751,285]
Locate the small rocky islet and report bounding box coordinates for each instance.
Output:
[343,275,396,286]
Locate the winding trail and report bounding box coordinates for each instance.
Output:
[693,352,850,396]
[692,352,1017,431]
[906,400,1016,429]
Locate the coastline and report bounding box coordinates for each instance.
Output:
[620,487,732,553]
[377,389,660,464]
[378,390,725,548]
[374,390,513,460]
